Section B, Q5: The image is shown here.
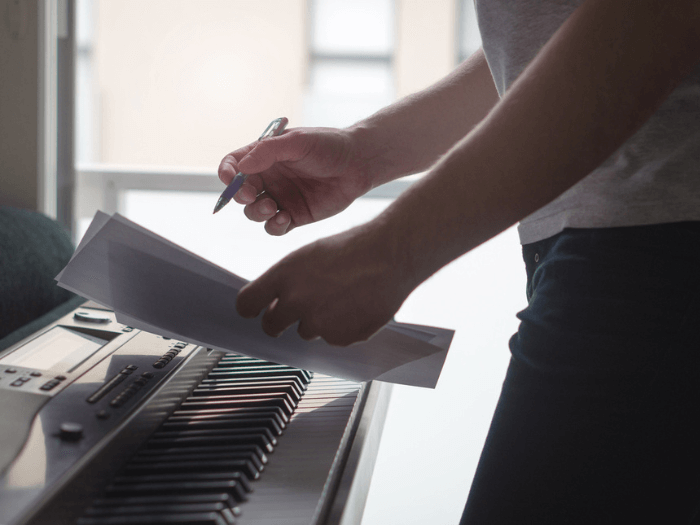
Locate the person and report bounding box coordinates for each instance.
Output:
[218,0,700,522]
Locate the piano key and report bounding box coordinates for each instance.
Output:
[178,396,294,417]
[84,503,236,525]
[200,375,308,392]
[77,512,232,525]
[197,376,304,391]
[206,368,311,383]
[104,480,247,504]
[185,392,297,411]
[92,493,239,511]
[215,358,305,369]
[127,452,265,473]
[151,427,277,447]
[112,472,252,492]
[211,361,305,370]
[84,502,231,516]
[192,383,302,402]
[145,432,274,453]
[132,444,267,466]
[121,460,260,481]
[216,356,270,362]
[160,416,284,436]
[172,406,288,425]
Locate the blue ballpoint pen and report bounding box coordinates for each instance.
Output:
[213,117,289,214]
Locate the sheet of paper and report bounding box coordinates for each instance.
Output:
[57,212,454,388]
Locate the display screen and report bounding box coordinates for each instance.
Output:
[0,326,109,372]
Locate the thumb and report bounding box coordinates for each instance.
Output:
[238,132,308,173]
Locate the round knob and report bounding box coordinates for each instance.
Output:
[59,422,84,441]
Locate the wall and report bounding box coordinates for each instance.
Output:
[0,0,40,211]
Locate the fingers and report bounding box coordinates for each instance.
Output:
[218,143,256,184]
[220,132,307,236]
[237,281,304,339]
[217,153,239,185]
[233,174,264,205]
[236,280,278,320]
[261,298,300,338]
[242,193,292,235]
[297,320,320,341]
[244,194,278,222]
[237,133,306,174]
[264,211,292,236]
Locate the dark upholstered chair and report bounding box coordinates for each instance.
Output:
[0,206,83,350]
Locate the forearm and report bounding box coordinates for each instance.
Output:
[348,48,500,187]
[373,0,700,287]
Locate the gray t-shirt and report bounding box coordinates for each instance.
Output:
[475,0,700,244]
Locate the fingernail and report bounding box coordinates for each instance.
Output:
[275,214,287,225]
[261,202,275,214]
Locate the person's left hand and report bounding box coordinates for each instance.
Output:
[235,222,415,346]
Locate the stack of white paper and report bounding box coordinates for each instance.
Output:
[56,212,453,388]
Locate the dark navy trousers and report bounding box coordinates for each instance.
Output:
[461,222,700,524]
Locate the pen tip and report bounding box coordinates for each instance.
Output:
[213,198,226,214]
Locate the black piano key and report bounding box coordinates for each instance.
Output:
[172,406,288,425]
[216,356,268,361]
[122,459,260,481]
[104,480,247,504]
[169,408,287,426]
[84,503,236,524]
[146,432,274,453]
[215,356,283,365]
[151,427,277,446]
[192,383,302,402]
[161,416,284,436]
[188,390,297,406]
[180,397,294,418]
[196,376,304,391]
[213,359,310,374]
[200,375,307,392]
[128,452,265,473]
[198,379,308,397]
[113,472,252,493]
[183,391,299,412]
[92,493,239,511]
[84,502,231,516]
[210,363,307,375]
[207,368,311,383]
[133,444,267,465]
[179,395,294,416]
[77,512,231,525]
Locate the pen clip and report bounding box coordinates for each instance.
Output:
[258,117,288,140]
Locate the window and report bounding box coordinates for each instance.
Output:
[75,0,402,275]
[305,0,394,128]
[73,0,463,272]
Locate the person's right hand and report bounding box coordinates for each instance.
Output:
[218,127,374,236]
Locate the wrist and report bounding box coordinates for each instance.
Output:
[358,210,426,300]
[345,121,399,190]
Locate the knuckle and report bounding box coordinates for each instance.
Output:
[243,205,256,221]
